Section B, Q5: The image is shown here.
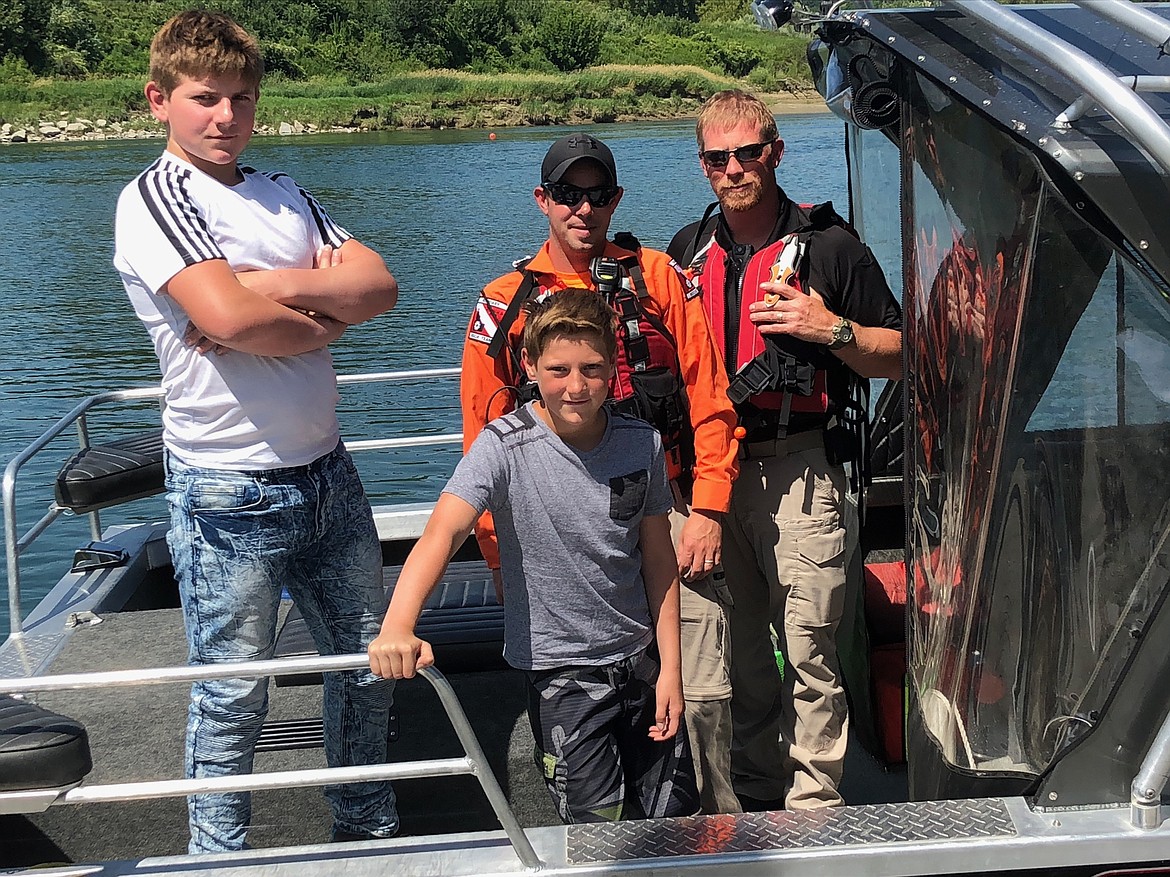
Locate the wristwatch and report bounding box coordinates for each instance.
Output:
[828,317,855,350]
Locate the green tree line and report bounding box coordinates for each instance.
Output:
[0,0,805,84]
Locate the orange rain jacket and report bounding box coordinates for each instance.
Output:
[460,239,739,569]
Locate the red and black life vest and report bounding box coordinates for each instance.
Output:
[694,230,831,416]
[684,202,858,435]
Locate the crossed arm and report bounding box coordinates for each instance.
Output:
[167,239,397,357]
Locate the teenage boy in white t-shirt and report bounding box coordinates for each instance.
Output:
[368,290,700,823]
[113,10,398,854]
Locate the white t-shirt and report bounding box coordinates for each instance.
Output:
[114,152,349,469]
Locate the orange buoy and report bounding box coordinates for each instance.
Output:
[489,132,497,141]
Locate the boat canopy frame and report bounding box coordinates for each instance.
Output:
[814,0,1170,818]
[819,0,1170,291]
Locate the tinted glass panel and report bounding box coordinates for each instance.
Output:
[905,65,1170,776]
[904,68,1043,773]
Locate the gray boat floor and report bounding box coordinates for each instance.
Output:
[1,606,906,868]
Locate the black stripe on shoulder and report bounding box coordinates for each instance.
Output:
[301,185,349,247]
[263,171,348,247]
[484,406,541,442]
[137,160,220,266]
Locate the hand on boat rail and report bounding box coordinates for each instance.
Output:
[0,652,439,694]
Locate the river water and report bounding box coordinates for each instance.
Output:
[0,115,849,634]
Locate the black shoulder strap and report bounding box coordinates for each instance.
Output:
[612,230,641,252]
[485,260,537,360]
[610,254,679,371]
[681,201,722,267]
[617,255,650,300]
[800,201,858,239]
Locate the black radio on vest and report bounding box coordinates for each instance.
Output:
[591,257,622,301]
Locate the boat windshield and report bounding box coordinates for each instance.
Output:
[892,63,1170,776]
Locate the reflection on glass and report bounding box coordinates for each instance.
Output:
[904,64,1170,777]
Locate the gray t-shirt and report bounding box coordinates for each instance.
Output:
[444,402,672,670]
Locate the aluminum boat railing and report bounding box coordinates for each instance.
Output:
[941,0,1170,174]
[0,656,542,869]
[3,368,462,641]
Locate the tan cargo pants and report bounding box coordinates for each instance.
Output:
[671,505,742,815]
[721,433,849,809]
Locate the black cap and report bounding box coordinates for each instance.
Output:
[540,133,617,186]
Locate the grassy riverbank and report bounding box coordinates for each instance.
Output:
[0,64,821,136]
[1,3,821,135]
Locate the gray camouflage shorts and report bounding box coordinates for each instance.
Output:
[525,647,700,823]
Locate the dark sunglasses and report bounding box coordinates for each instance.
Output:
[542,181,621,209]
[699,140,774,168]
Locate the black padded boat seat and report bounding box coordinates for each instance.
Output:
[274,561,506,685]
[0,694,92,791]
[55,431,165,514]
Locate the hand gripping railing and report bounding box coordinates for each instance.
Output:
[3,368,462,641]
[0,654,543,869]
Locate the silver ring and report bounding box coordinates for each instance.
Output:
[703,560,715,566]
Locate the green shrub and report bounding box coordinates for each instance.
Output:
[262,41,305,80]
[0,53,35,84]
[94,40,147,77]
[710,40,760,77]
[697,0,748,23]
[536,2,606,72]
[607,0,697,20]
[46,43,88,78]
[450,0,514,50]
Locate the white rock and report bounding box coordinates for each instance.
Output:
[95,118,108,128]
[39,124,61,136]
[11,129,27,142]
[278,122,293,135]
[293,120,305,134]
[64,122,88,134]
[1,123,11,135]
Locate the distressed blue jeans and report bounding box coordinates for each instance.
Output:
[166,443,397,853]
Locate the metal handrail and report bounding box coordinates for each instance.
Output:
[941,0,1170,177]
[1057,75,1170,126]
[3,368,462,640]
[1074,0,1170,55]
[0,656,542,868]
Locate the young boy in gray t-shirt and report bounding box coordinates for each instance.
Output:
[369,289,699,823]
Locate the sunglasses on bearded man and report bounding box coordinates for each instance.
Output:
[699,140,775,168]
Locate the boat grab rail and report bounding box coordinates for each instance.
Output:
[940,0,1170,176]
[0,656,543,869]
[3,368,462,641]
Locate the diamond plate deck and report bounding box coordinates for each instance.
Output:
[566,798,1016,864]
[0,633,63,680]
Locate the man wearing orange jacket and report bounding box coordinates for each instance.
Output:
[460,133,741,814]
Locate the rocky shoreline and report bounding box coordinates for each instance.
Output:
[0,114,351,145]
[2,91,824,146]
